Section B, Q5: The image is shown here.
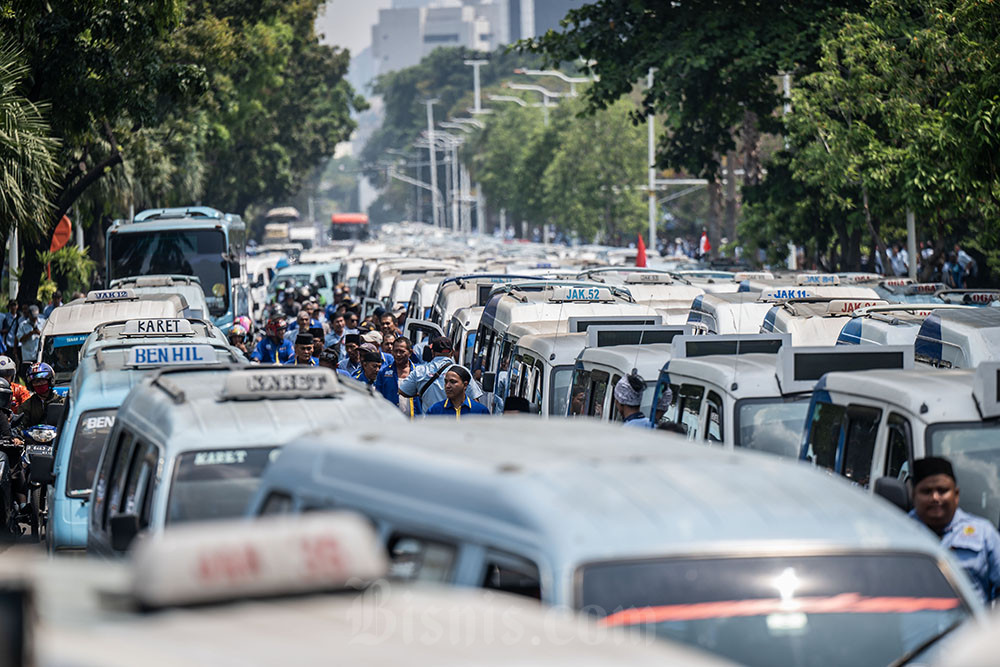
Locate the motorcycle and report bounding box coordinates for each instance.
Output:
[19,424,57,541]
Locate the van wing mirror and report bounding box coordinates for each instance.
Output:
[482,372,496,394]
[109,514,140,552]
[874,476,911,512]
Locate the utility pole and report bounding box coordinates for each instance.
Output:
[476,182,485,236]
[906,208,917,281]
[647,68,657,252]
[8,230,18,300]
[424,99,441,227]
[464,60,489,114]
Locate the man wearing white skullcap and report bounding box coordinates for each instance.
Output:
[613,373,652,428]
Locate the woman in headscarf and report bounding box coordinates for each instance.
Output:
[613,373,651,427]
[425,365,489,419]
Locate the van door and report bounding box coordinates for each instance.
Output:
[676,383,706,440]
[838,405,884,488]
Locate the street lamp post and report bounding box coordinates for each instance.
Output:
[513,67,594,96]
[464,59,489,114]
[647,68,657,253]
[424,99,441,227]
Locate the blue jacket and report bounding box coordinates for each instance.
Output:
[282,356,318,366]
[426,397,490,419]
[251,337,294,364]
[911,507,1000,602]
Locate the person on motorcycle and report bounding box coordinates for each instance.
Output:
[250,317,294,364]
[17,363,64,429]
[0,357,29,410]
[0,379,21,440]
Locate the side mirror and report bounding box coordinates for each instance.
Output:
[109,514,140,552]
[874,476,911,512]
[482,372,496,394]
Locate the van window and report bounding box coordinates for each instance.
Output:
[885,414,912,481]
[706,391,724,443]
[122,441,158,528]
[569,370,590,417]
[67,408,117,499]
[531,359,544,407]
[482,552,541,600]
[104,432,137,529]
[805,402,846,471]
[840,406,883,488]
[588,371,610,418]
[677,384,705,439]
[259,492,294,516]
[609,375,622,421]
[652,381,679,425]
[313,273,327,288]
[386,534,456,583]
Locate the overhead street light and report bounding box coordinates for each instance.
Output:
[464,59,489,114]
[513,68,595,95]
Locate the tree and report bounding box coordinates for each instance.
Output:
[0,42,59,243]
[522,0,864,181]
[1,0,190,302]
[541,98,647,243]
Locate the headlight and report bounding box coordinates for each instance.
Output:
[27,427,57,443]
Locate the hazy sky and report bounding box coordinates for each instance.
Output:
[316,0,392,55]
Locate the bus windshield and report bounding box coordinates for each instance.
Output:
[109,229,229,318]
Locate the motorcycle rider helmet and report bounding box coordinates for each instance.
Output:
[0,378,11,410]
[235,316,252,333]
[27,362,54,384]
[0,355,15,381]
[265,317,287,339]
[297,286,311,301]
[228,324,247,342]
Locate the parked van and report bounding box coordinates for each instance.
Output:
[38,290,187,393]
[87,365,403,557]
[248,418,982,667]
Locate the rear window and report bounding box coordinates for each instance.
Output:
[167,447,280,525]
[581,553,970,667]
[67,409,117,498]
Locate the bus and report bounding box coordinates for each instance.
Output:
[106,206,250,333]
[331,212,368,241]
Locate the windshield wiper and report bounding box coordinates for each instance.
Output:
[888,617,966,667]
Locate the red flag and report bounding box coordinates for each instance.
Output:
[636,234,648,267]
[50,215,72,253]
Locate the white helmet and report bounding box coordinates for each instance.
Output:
[0,356,14,380]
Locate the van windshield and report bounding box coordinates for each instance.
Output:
[927,421,1000,525]
[109,229,228,318]
[43,334,89,383]
[167,447,280,524]
[67,409,117,498]
[581,553,969,667]
[736,396,812,458]
[549,366,574,416]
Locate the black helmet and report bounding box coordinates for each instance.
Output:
[0,378,11,410]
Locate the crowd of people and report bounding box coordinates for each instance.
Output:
[235,284,499,419]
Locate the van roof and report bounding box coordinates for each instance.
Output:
[115,366,403,452]
[42,295,188,337]
[816,368,982,423]
[667,353,781,398]
[515,332,587,366]
[267,419,946,563]
[915,308,1000,368]
[579,343,672,380]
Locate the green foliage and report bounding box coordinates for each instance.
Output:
[522,0,864,179]
[361,46,541,182]
[0,42,60,241]
[36,245,96,298]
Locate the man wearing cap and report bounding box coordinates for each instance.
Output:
[398,336,483,416]
[910,456,1000,603]
[612,374,652,427]
[283,333,318,366]
[361,330,393,366]
[337,333,362,376]
[343,348,382,386]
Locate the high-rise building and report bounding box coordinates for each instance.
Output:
[507,0,587,41]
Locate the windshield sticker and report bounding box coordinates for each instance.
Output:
[598,594,961,626]
[194,450,249,466]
